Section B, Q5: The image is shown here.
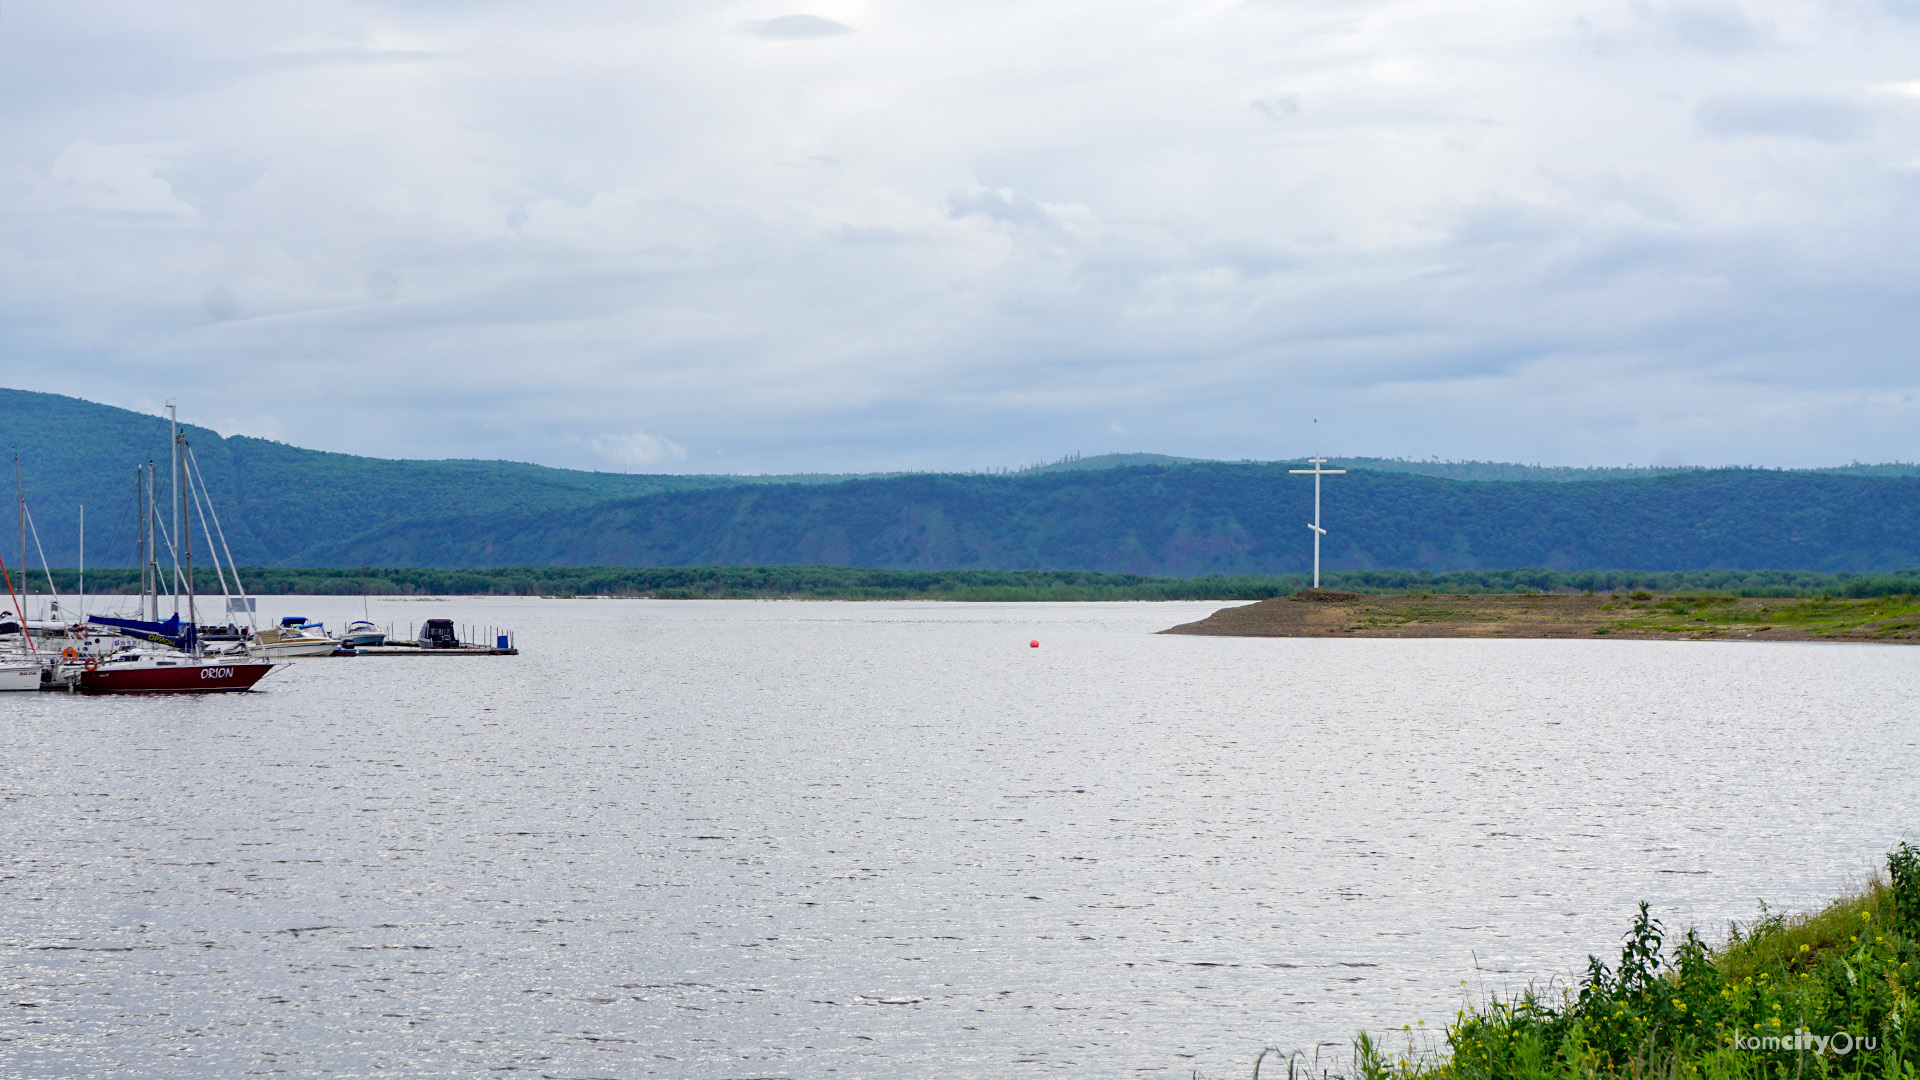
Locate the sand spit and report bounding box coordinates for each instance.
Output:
[1160,589,1920,643]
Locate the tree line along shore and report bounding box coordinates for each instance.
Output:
[22,565,1920,601]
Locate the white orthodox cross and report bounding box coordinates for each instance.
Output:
[1287,455,1346,588]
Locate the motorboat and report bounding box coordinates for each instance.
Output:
[251,617,341,657]
[342,619,386,647]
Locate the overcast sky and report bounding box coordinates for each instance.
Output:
[3,0,1919,473]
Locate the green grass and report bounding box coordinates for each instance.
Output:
[1391,606,1507,624]
[1213,843,1920,1079]
[1598,595,1920,639]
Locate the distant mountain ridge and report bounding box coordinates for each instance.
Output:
[4,386,1917,572]
[291,465,1920,575]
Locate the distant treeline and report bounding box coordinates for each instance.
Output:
[22,565,1920,600]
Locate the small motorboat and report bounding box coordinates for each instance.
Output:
[251,616,340,657]
[342,620,386,647]
[419,618,463,648]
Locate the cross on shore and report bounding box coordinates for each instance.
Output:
[1287,455,1345,588]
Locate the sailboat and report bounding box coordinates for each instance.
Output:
[342,567,384,646]
[68,408,274,693]
[0,657,39,691]
[0,553,46,690]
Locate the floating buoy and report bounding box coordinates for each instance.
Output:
[1029,639,1039,648]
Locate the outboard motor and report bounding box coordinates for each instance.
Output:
[420,618,459,649]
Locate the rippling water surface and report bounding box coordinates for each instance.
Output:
[3,598,1916,1078]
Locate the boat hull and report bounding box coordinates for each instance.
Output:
[252,640,341,657]
[76,659,275,694]
[0,662,42,691]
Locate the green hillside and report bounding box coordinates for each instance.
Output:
[1326,456,1920,482]
[6,387,1919,574]
[287,464,1920,574]
[0,388,860,568]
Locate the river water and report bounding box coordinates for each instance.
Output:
[2,598,1914,1078]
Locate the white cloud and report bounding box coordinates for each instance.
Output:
[2,0,1919,472]
[590,430,690,469]
[1696,94,1866,141]
[740,15,855,39]
[44,141,197,217]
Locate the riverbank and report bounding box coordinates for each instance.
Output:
[1269,843,1919,1079]
[1161,590,1920,643]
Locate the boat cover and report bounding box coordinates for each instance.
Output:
[86,613,194,650]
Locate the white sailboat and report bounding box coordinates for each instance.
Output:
[0,658,39,691]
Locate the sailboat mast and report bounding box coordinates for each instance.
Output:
[149,462,160,622]
[136,465,146,618]
[178,424,197,656]
[141,463,152,621]
[168,406,181,619]
[77,504,83,621]
[15,455,25,619]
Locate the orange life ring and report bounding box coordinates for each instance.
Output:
[83,656,99,671]
[61,647,78,661]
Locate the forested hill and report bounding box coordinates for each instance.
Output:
[293,465,1920,573]
[6,386,1920,572]
[0,388,848,567]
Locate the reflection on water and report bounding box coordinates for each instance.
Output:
[2,599,1914,1078]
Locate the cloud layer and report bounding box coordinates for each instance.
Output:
[3,0,1919,472]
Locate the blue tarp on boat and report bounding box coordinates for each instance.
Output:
[86,613,195,650]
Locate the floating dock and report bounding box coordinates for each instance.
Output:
[353,643,519,656]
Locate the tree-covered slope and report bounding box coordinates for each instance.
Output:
[9,387,1920,573]
[294,464,1920,574]
[0,388,825,566]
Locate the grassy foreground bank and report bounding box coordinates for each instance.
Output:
[21,565,1920,600]
[1235,845,1918,1079]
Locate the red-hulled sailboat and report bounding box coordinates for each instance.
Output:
[75,650,274,693]
[68,407,276,694]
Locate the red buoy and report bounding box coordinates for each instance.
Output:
[1029,639,1039,648]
